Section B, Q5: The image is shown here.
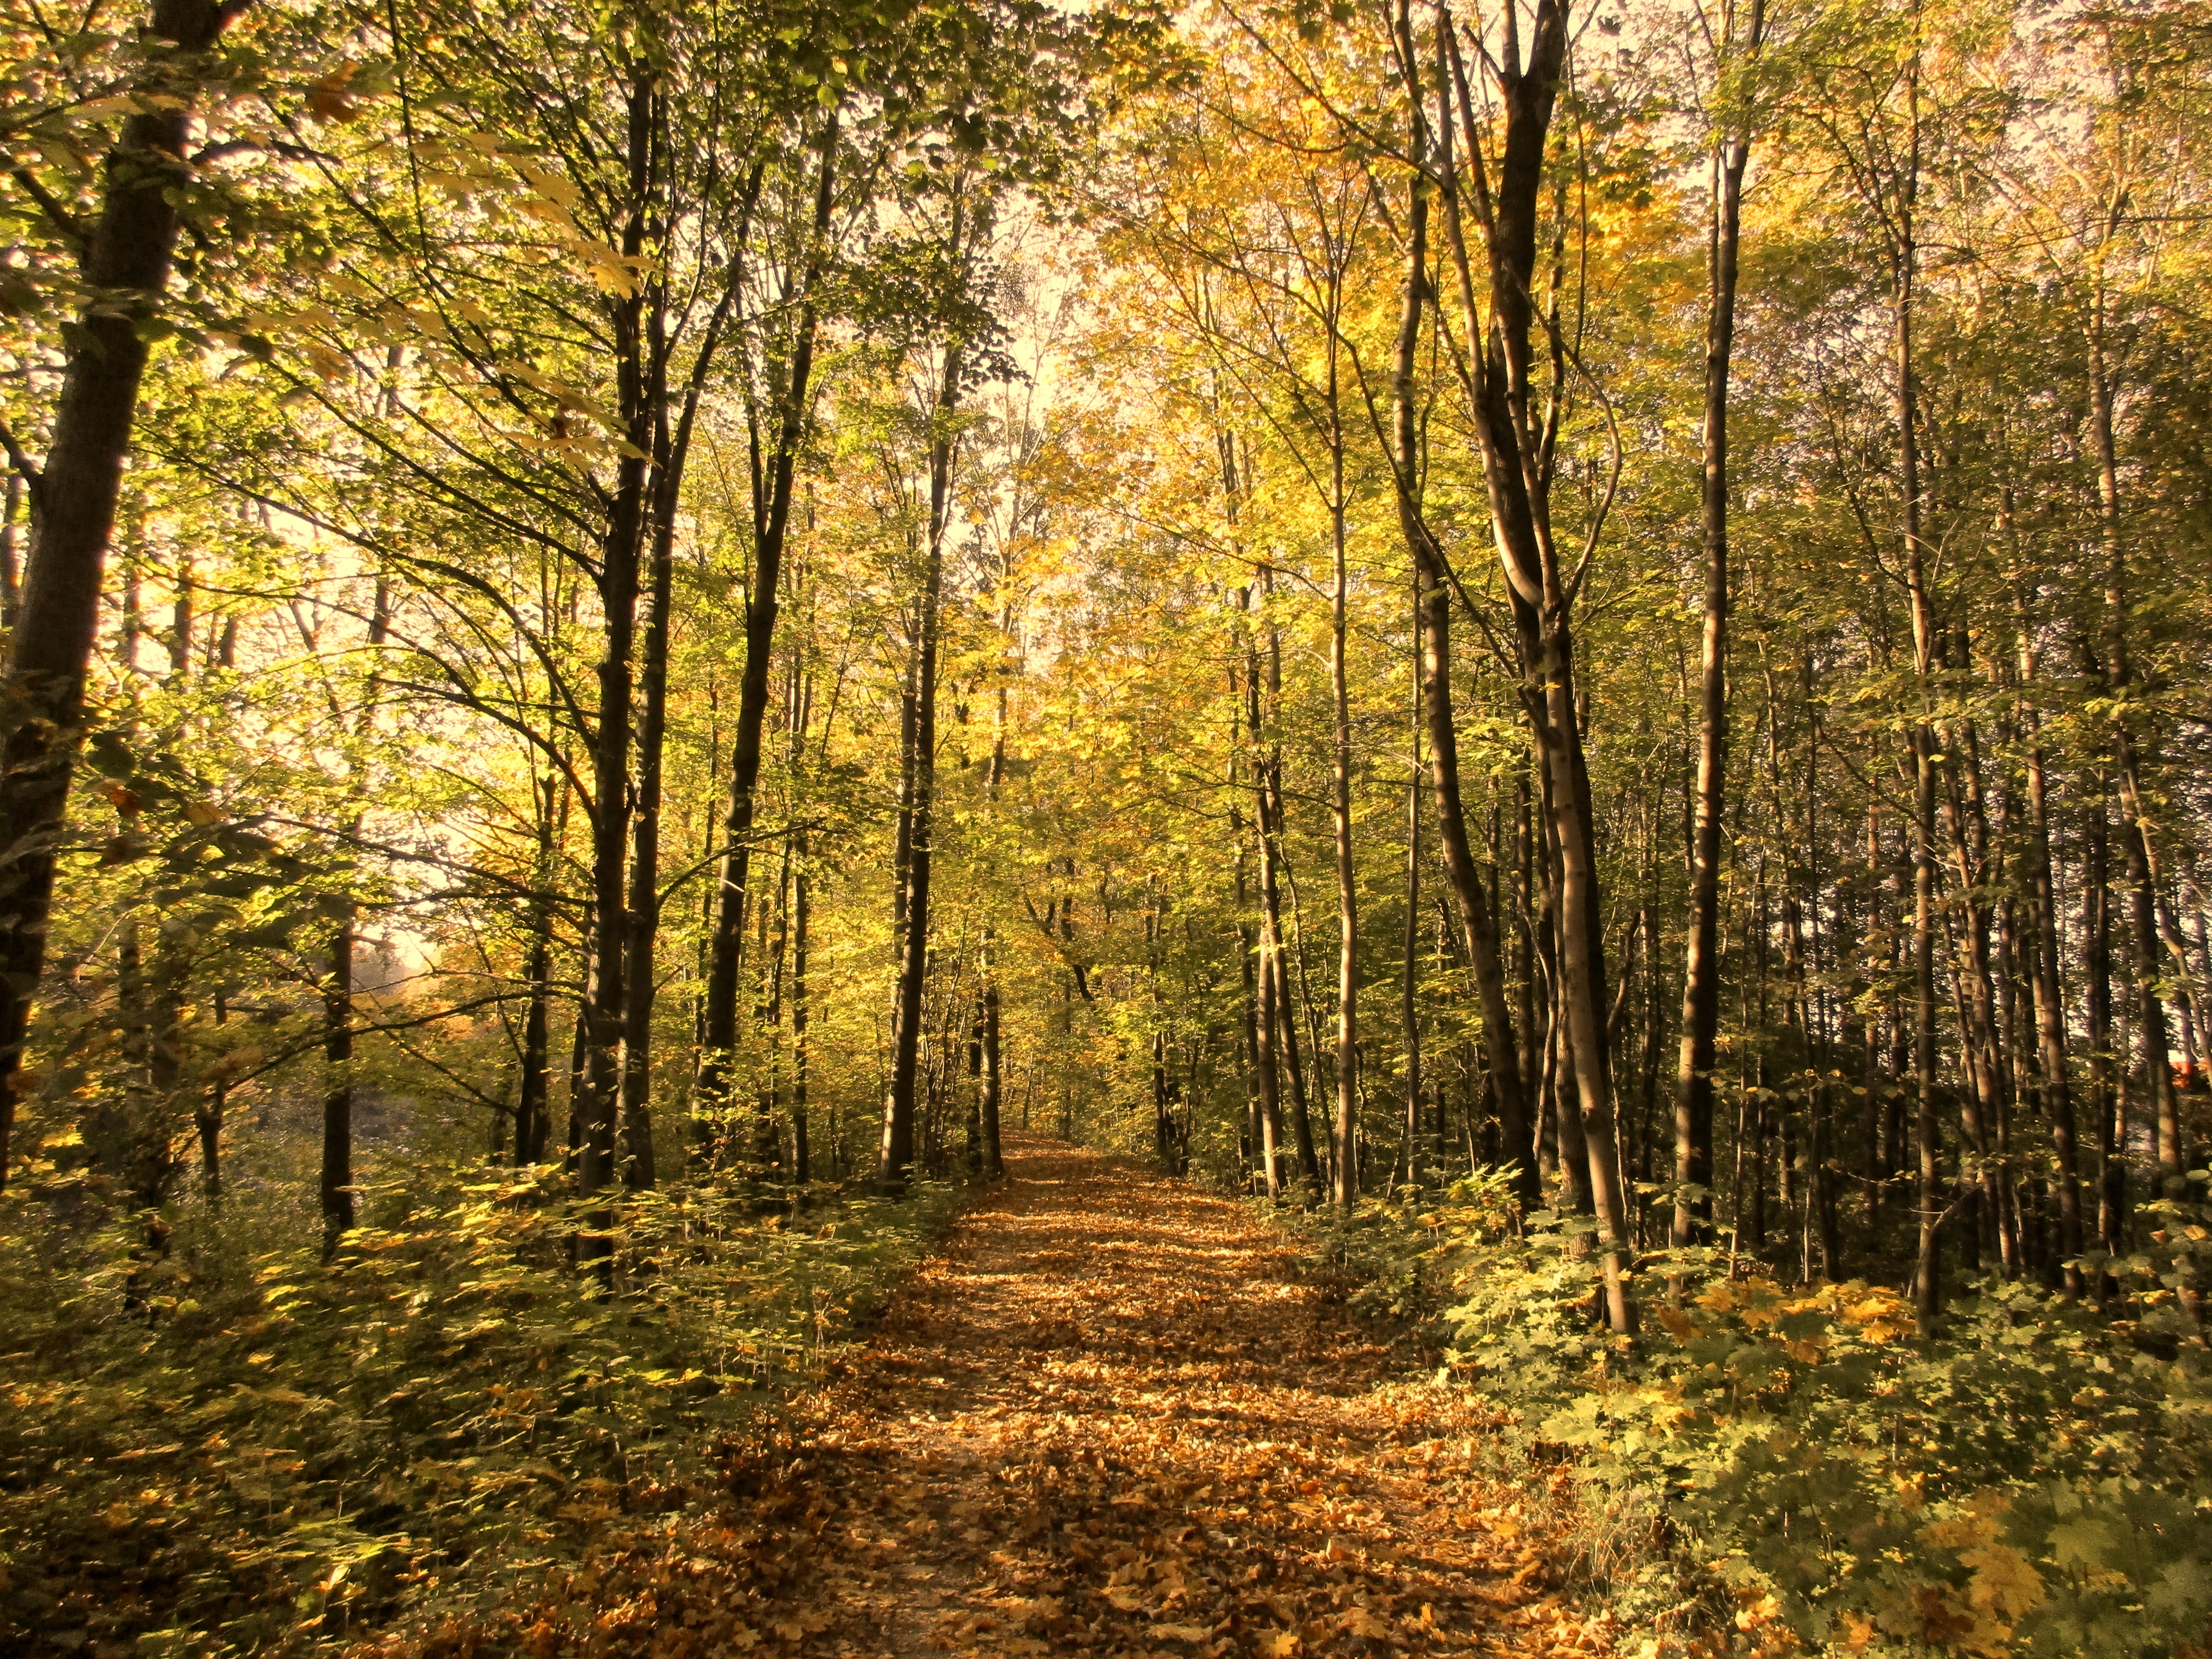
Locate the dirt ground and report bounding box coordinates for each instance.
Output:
[757,1136,1613,1658]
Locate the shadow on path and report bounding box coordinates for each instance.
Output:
[772,1136,1609,1658]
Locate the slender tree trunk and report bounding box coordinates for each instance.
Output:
[1885,71,1945,1328]
[615,258,734,1187]
[321,577,390,1249]
[980,652,1010,1180]
[574,80,658,1267]
[1327,387,1357,1209]
[199,991,227,1203]
[792,832,811,1182]
[1239,621,1285,1200]
[2084,774,2124,1285]
[322,915,356,1247]
[2017,594,2083,1294]
[1256,574,1322,1194]
[1379,73,1537,1209]
[877,311,966,1195]
[1403,601,1423,1194]
[2090,315,2190,1207]
[698,122,837,1115]
[518,774,561,1164]
[1437,0,1632,1333]
[1674,108,1752,1272]
[617,435,675,1192]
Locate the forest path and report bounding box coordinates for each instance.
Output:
[765,1135,1609,1658]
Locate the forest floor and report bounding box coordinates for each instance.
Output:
[710,1135,1613,1659]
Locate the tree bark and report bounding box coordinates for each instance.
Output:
[1436,0,1632,1331]
[2090,308,2190,1206]
[2015,587,2083,1294]
[697,122,838,1118]
[1674,106,1752,1271]
[1402,598,1423,1193]
[1327,359,1357,1209]
[0,0,234,1191]
[322,914,356,1246]
[876,297,966,1196]
[1374,76,1536,1206]
[574,77,660,1272]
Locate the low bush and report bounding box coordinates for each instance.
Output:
[0,1166,964,1656]
[1287,1176,2212,1657]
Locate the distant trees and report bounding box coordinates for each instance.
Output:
[0,0,2206,1345]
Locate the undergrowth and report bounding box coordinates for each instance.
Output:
[0,1164,965,1657]
[1281,1171,2212,1658]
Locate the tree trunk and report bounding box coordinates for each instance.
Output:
[2090,311,2190,1206]
[1256,574,1322,1195]
[1402,600,1423,1194]
[0,0,233,1191]
[876,311,965,1196]
[2084,774,2124,1287]
[792,833,812,1181]
[1674,112,1751,1272]
[617,438,674,1192]
[1437,0,1632,1333]
[2016,592,2083,1294]
[980,658,1010,1179]
[615,260,733,1188]
[322,915,356,1248]
[518,774,561,1164]
[575,78,659,1268]
[697,122,837,1116]
[1376,107,1535,1207]
[1327,382,1357,1209]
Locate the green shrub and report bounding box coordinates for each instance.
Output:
[1285,1179,2212,1657]
[0,1165,963,1656]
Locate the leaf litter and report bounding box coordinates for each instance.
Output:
[368,1136,1612,1659]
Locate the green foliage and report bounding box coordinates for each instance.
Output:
[1286,1178,2212,1657]
[0,1166,963,1656]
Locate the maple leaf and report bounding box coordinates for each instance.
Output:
[1336,1607,1390,1639]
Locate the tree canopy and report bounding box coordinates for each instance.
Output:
[1,0,2210,1652]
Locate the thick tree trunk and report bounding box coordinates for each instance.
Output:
[0,0,233,1191]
